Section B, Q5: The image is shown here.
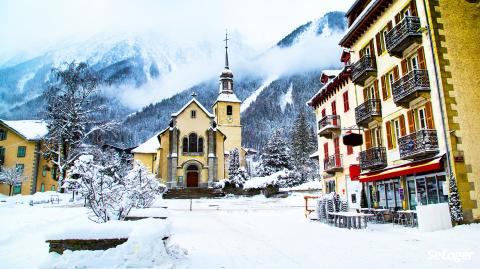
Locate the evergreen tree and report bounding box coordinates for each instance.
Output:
[228,148,240,181]
[257,129,293,176]
[448,173,464,222]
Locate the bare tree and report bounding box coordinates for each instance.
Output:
[0,166,28,196]
[42,62,116,192]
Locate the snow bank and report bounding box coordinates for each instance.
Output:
[43,218,185,268]
[0,191,72,207]
[128,207,169,218]
[281,180,323,191]
[46,220,140,240]
[243,171,286,189]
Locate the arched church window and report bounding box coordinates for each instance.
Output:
[189,133,198,152]
[227,105,233,116]
[182,137,188,153]
[198,137,204,153]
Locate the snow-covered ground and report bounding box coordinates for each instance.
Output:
[1,192,479,269]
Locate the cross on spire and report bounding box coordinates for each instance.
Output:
[191,92,197,98]
[224,29,229,69]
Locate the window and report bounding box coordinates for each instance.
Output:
[391,118,401,149]
[42,166,48,177]
[188,133,198,153]
[40,183,45,192]
[191,110,196,118]
[369,85,376,100]
[418,107,427,130]
[52,167,57,180]
[13,184,22,195]
[16,164,24,175]
[343,91,349,112]
[0,147,5,165]
[371,127,383,147]
[182,133,204,153]
[17,146,26,158]
[380,26,389,53]
[408,54,419,71]
[387,70,395,97]
[0,129,6,140]
[227,105,233,116]
[51,185,55,191]
[326,180,336,194]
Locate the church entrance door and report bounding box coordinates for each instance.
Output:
[186,164,199,187]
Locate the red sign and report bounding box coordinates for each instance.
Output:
[349,164,361,181]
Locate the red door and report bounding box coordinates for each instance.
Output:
[187,172,198,187]
[331,101,337,126]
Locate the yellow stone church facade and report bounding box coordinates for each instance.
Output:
[133,40,244,188]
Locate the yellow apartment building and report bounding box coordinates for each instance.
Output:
[0,120,57,195]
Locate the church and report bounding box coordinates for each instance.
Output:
[132,36,244,188]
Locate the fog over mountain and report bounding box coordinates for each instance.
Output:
[0,10,348,149]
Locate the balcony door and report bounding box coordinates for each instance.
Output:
[331,101,337,126]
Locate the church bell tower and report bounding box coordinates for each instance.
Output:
[212,31,242,156]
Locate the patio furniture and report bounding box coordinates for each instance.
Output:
[328,212,374,229]
[304,195,321,219]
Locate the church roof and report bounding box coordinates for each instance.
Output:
[171,98,214,118]
[131,133,161,154]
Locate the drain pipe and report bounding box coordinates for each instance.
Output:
[421,0,454,178]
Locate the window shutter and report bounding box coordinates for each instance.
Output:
[374,79,380,100]
[347,146,353,155]
[343,91,349,112]
[364,129,372,150]
[395,13,402,24]
[386,121,393,149]
[359,48,364,58]
[407,109,416,133]
[363,88,368,101]
[425,101,435,129]
[399,114,407,137]
[381,75,388,100]
[387,21,393,31]
[410,0,418,16]
[323,143,329,159]
[334,137,340,154]
[418,46,426,69]
[322,108,326,117]
[393,66,400,81]
[401,59,408,76]
[331,100,337,115]
[375,32,382,55]
[369,40,376,64]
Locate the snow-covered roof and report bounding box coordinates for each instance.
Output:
[171,98,214,118]
[132,133,161,154]
[339,0,380,47]
[215,92,241,103]
[0,120,48,141]
[322,70,342,77]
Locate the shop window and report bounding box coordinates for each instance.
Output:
[227,105,233,116]
[0,129,6,140]
[17,146,26,158]
[191,110,196,118]
[40,183,45,192]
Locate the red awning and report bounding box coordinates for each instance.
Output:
[359,156,443,183]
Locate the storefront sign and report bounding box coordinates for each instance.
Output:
[454,156,464,162]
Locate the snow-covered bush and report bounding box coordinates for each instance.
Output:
[67,151,164,223]
[126,160,165,208]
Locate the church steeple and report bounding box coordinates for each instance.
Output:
[219,30,234,94]
[224,30,230,69]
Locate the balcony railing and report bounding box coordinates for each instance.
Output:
[324,154,343,173]
[392,69,430,105]
[355,99,382,127]
[399,129,439,160]
[359,147,387,171]
[386,16,422,57]
[318,115,341,138]
[351,55,377,86]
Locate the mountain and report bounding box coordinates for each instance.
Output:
[0,11,347,150]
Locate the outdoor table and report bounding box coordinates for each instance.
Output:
[327,212,374,229]
[371,209,390,223]
[396,210,417,227]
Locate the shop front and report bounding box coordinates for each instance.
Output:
[360,156,447,210]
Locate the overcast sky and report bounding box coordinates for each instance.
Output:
[0,0,354,57]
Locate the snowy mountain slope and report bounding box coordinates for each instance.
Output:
[1,11,347,150]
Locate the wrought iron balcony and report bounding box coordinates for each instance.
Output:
[351,55,376,86]
[318,115,341,138]
[359,147,387,171]
[392,69,430,105]
[355,99,382,127]
[386,16,422,57]
[324,154,343,173]
[399,129,439,160]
